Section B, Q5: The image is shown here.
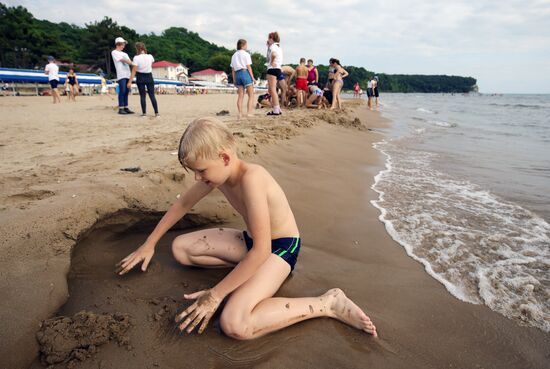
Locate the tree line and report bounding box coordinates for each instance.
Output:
[0,3,477,92]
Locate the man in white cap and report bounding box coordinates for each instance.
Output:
[111,37,135,114]
[44,55,61,104]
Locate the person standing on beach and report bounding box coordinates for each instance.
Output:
[366,78,374,108]
[329,58,348,110]
[295,58,309,107]
[230,39,256,120]
[44,56,61,104]
[265,32,283,116]
[117,117,377,339]
[111,37,135,115]
[64,68,79,102]
[373,76,380,107]
[306,59,318,85]
[128,42,159,117]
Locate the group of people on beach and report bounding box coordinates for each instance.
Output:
[44,55,81,103]
[231,32,350,118]
[353,76,380,109]
[45,31,361,120]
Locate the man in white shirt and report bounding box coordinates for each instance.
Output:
[44,56,61,104]
[111,37,135,115]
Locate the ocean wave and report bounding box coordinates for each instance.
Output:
[371,140,550,332]
[428,120,458,128]
[411,117,427,122]
[416,107,437,114]
[488,103,549,110]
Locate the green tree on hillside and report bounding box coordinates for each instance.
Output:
[80,17,138,76]
[0,2,477,91]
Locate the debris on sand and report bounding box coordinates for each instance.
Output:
[36,311,131,367]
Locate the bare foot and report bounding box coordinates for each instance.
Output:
[325,288,377,337]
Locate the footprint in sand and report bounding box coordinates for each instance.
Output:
[7,189,55,203]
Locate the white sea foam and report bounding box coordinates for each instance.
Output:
[416,107,436,114]
[371,139,550,332]
[428,120,458,128]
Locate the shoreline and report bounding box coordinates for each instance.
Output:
[1,95,548,368]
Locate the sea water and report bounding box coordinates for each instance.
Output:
[369,93,550,332]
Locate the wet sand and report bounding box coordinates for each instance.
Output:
[0,94,548,368]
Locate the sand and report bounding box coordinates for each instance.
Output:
[0,94,548,369]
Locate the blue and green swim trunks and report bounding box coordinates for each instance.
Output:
[242,231,301,271]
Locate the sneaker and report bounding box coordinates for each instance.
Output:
[118,109,129,115]
[124,108,135,114]
[155,113,160,118]
[140,113,147,118]
[266,111,282,116]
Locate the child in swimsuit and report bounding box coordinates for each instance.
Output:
[117,117,377,339]
[295,58,309,107]
[65,68,78,102]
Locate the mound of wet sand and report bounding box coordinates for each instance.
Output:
[37,311,131,368]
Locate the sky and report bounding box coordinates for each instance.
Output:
[6,0,550,93]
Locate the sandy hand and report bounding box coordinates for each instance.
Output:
[116,243,155,275]
[175,289,221,334]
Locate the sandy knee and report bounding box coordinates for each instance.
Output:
[219,308,253,340]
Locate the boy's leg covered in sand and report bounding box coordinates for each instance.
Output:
[172,228,377,338]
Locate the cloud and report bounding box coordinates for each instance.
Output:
[5,0,550,92]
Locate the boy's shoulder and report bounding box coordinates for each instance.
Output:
[240,163,270,186]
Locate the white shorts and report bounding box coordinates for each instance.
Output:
[101,86,108,93]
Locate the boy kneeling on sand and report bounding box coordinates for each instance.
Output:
[117,117,377,338]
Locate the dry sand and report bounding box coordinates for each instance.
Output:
[0,94,548,369]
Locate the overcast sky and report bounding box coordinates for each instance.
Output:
[7,0,550,93]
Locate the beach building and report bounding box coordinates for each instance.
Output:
[191,69,228,85]
[152,61,188,83]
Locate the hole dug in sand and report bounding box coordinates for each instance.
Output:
[34,210,225,368]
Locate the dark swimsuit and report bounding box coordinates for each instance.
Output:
[243,231,301,271]
[68,75,76,86]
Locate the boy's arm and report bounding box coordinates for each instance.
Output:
[231,67,236,85]
[117,181,214,274]
[211,172,271,299]
[315,68,319,83]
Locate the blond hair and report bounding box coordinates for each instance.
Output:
[178,117,236,169]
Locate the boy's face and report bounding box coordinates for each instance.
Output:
[187,153,230,187]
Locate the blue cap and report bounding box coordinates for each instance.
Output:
[47,55,55,61]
